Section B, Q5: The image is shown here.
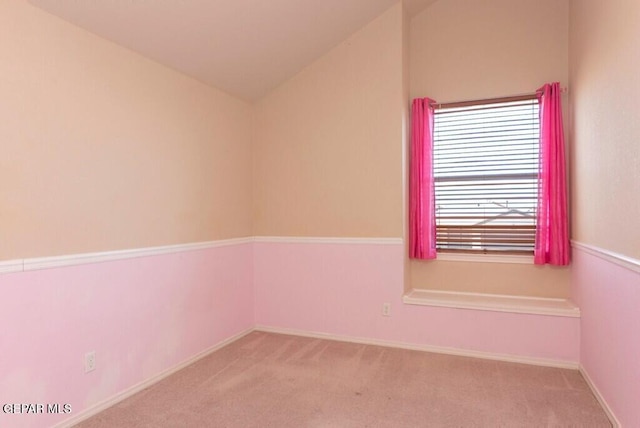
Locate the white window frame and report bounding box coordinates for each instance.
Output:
[432,94,540,259]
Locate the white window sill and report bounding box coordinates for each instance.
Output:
[435,252,533,264]
[403,289,580,318]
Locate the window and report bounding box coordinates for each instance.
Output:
[433,96,539,255]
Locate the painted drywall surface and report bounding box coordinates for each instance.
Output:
[569,0,640,260]
[569,1,640,424]
[0,0,252,261]
[254,242,580,363]
[411,259,571,298]
[0,243,254,428]
[410,0,569,101]
[408,0,571,298]
[401,5,412,292]
[252,4,405,238]
[571,247,640,427]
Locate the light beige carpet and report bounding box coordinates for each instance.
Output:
[76,331,611,427]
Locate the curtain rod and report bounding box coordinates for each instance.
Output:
[428,87,568,110]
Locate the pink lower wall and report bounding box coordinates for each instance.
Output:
[9,241,623,428]
[572,246,640,427]
[254,242,580,363]
[0,243,254,428]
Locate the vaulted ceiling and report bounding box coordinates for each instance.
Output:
[29,0,437,101]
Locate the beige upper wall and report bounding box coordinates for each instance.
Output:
[0,0,252,260]
[253,4,405,238]
[409,0,571,298]
[410,0,569,101]
[569,0,640,260]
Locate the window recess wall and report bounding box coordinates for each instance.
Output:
[408,0,570,298]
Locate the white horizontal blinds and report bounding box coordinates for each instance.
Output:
[433,96,539,254]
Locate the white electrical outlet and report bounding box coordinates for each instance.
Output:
[85,351,96,373]
[382,303,391,317]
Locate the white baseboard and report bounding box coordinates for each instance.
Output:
[53,328,254,428]
[2,236,399,275]
[253,236,403,245]
[0,238,253,275]
[24,238,253,273]
[0,259,23,274]
[572,241,640,274]
[579,365,620,428]
[254,326,579,370]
